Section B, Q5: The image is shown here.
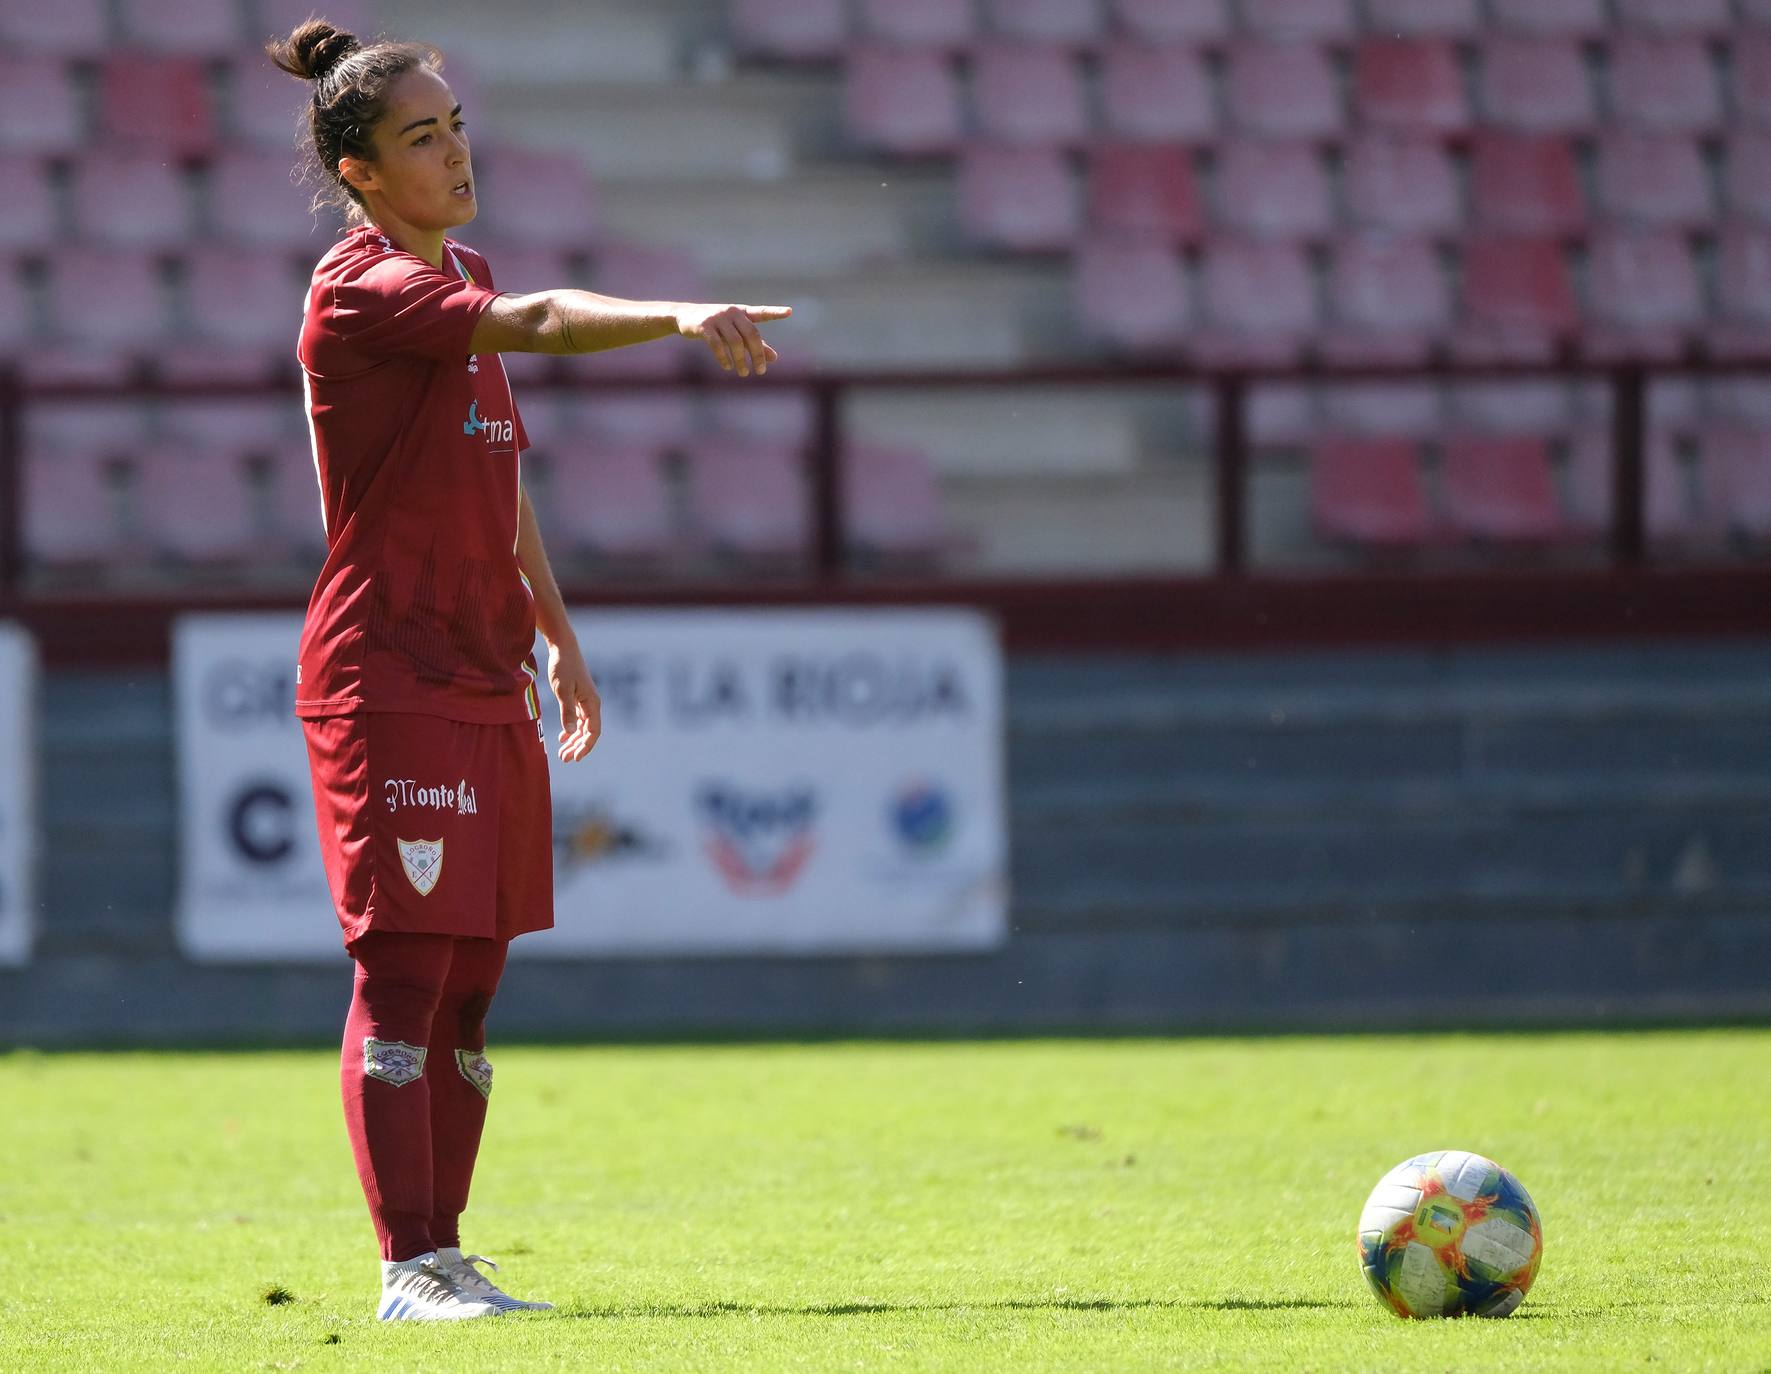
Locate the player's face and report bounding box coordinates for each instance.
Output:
[354,67,475,231]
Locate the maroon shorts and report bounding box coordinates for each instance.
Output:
[301,712,554,950]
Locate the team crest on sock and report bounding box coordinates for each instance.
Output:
[397,837,444,895]
[456,1048,494,1100]
[363,1037,427,1086]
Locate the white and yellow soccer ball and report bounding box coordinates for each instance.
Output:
[1357,1150,1543,1319]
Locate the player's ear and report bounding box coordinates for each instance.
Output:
[338,156,379,195]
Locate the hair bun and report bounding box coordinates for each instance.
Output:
[267,17,361,83]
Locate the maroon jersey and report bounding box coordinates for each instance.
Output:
[294,224,540,724]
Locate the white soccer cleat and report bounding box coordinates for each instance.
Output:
[377,1251,503,1321]
[434,1247,555,1311]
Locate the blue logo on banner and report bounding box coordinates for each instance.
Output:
[697,782,818,894]
[891,782,954,856]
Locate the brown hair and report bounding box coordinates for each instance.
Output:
[265,18,443,219]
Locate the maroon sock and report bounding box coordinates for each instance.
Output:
[427,937,510,1250]
[341,930,456,1262]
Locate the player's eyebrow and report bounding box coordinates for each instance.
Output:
[398,104,462,136]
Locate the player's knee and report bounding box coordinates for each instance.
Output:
[457,990,493,1044]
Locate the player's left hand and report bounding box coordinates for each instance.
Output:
[548,639,602,763]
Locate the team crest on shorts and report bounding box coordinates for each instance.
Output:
[456,1048,494,1100]
[397,837,444,895]
[363,1037,427,1087]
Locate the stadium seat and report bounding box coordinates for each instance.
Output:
[1450,381,1575,435]
[706,392,816,446]
[1236,0,1355,43]
[972,44,1090,147]
[1440,436,1570,541]
[0,57,83,156]
[855,0,977,49]
[43,249,169,350]
[159,401,292,448]
[1454,237,1579,362]
[23,449,125,568]
[1087,144,1205,244]
[135,447,259,563]
[1700,429,1771,539]
[1320,382,1443,437]
[1099,43,1218,143]
[1485,0,1607,37]
[1607,37,1722,134]
[210,148,342,249]
[0,157,57,252]
[1647,377,1702,433]
[0,258,32,357]
[97,56,217,157]
[257,0,372,36]
[451,241,578,295]
[729,0,848,60]
[1354,39,1469,135]
[1310,438,1441,547]
[541,444,681,559]
[1342,134,1460,238]
[957,145,1081,251]
[1706,377,1771,427]
[1214,140,1333,240]
[1358,0,1480,38]
[844,47,964,155]
[1322,236,1450,365]
[1225,42,1343,140]
[1594,133,1714,230]
[983,0,1105,46]
[1736,34,1771,130]
[1248,383,1317,444]
[593,240,705,308]
[471,149,598,248]
[1710,224,1771,357]
[117,0,244,55]
[70,153,195,249]
[684,439,811,557]
[575,394,701,446]
[179,247,302,351]
[229,49,309,148]
[0,0,106,55]
[1074,238,1192,352]
[1613,0,1732,37]
[264,440,328,558]
[1195,239,1317,365]
[1112,0,1231,44]
[1477,39,1595,134]
[1583,230,1704,361]
[1469,133,1586,237]
[1726,133,1771,226]
[844,442,949,558]
[1565,429,1695,539]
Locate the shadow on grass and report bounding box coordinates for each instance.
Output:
[552,1295,1358,1320]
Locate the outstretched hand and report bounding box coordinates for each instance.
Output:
[548,638,602,763]
[676,303,793,378]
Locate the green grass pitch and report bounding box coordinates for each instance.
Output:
[4,1029,1767,1373]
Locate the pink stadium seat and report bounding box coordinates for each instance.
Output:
[160,401,291,448]
[452,241,577,294]
[1112,0,1231,44]
[1321,382,1442,438]
[70,153,194,249]
[1747,0,1771,26]
[135,447,259,562]
[1647,377,1702,433]
[1614,0,1732,36]
[1595,133,1714,230]
[1726,134,1771,225]
[1248,383,1316,444]
[1440,436,1570,541]
[844,443,948,557]
[257,0,372,37]
[1360,0,1480,37]
[1100,43,1217,143]
[1074,238,1192,351]
[1455,237,1579,362]
[43,250,168,350]
[211,148,341,249]
[685,439,811,557]
[1310,438,1440,547]
[730,0,848,59]
[472,149,598,248]
[0,57,83,156]
[845,47,964,154]
[1736,34,1771,130]
[1087,144,1205,243]
[1710,225,1771,358]
[0,0,106,55]
[1354,39,1469,135]
[98,57,218,157]
[1477,39,1594,134]
[856,0,977,49]
[181,247,301,350]
[1607,37,1722,134]
[575,394,701,446]
[1236,0,1355,43]
[23,401,150,450]
[706,392,816,446]
[1566,430,1695,539]
[0,157,57,252]
[1322,236,1450,365]
[1584,230,1704,361]
[958,145,1080,251]
[983,0,1105,46]
[593,240,704,308]
[1450,381,1575,435]
[23,449,125,567]
[546,444,680,559]
[1706,378,1771,426]
[972,44,1090,147]
[1485,0,1607,37]
[264,440,328,557]
[0,259,33,356]
[1469,133,1585,237]
[117,0,244,55]
[1196,239,1317,365]
[1214,140,1333,240]
[230,49,309,148]
[1343,134,1459,238]
[1225,42,1343,140]
[1700,429,1771,538]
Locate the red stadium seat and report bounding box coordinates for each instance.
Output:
[1310,438,1441,547]
[593,240,705,307]
[1477,39,1594,134]
[546,444,681,559]
[43,249,168,350]
[0,0,106,55]
[1614,0,1732,36]
[1225,42,1343,140]
[1454,237,1579,362]
[230,50,310,149]
[972,44,1090,147]
[1700,429,1771,538]
[1354,39,1469,135]
[1595,133,1714,230]
[1214,140,1333,240]
[730,0,848,60]
[471,149,598,248]
[1074,238,1192,351]
[1485,0,1607,37]
[1450,381,1575,435]
[98,56,218,157]
[1195,239,1317,365]
[179,247,301,350]
[1469,133,1585,237]
[983,0,1105,46]
[856,0,977,49]
[117,0,244,55]
[1343,134,1460,238]
[844,47,964,154]
[23,449,125,567]
[211,148,346,249]
[1087,144,1205,244]
[1322,236,1450,365]
[1725,134,1771,226]
[1321,382,1443,438]
[1607,37,1722,134]
[1440,436,1570,542]
[0,57,83,157]
[1100,43,1218,143]
[1566,430,1695,539]
[1583,230,1704,361]
[844,443,949,557]
[1359,0,1481,37]
[958,145,1080,251]
[0,157,56,252]
[1236,0,1355,43]
[1112,0,1231,44]
[684,439,811,557]
[135,447,259,563]
[70,153,194,249]
[1735,34,1771,130]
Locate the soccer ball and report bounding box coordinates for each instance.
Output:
[1357,1150,1543,1319]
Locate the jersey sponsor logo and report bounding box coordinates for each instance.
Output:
[696,782,817,896]
[363,1037,427,1087]
[384,778,478,815]
[463,401,514,447]
[397,837,445,896]
[455,1048,494,1100]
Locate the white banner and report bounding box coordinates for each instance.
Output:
[0,622,37,967]
[174,609,1007,961]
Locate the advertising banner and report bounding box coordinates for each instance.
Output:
[0,622,37,967]
[174,609,1007,961]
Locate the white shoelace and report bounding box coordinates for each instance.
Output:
[448,1254,506,1300]
[390,1259,480,1308]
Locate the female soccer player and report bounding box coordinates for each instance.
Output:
[267,18,790,1321]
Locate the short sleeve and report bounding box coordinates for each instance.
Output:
[324,254,501,364]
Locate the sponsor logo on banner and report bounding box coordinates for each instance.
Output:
[384,778,478,815]
[229,780,296,865]
[891,781,955,857]
[553,801,670,872]
[397,837,445,896]
[697,782,817,895]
